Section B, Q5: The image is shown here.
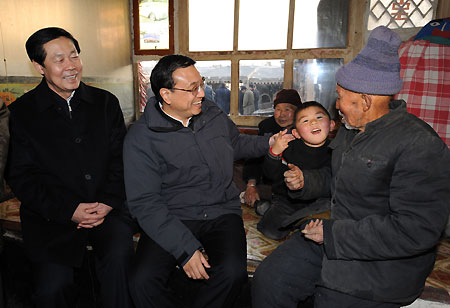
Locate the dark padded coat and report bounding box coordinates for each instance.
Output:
[291,100,450,303]
[5,79,128,267]
[124,97,269,265]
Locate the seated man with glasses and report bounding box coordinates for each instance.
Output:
[124,54,284,308]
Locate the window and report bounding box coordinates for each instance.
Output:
[239,60,285,116]
[137,0,364,127]
[367,0,437,30]
[195,61,232,114]
[293,58,344,112]
[138,61,158,112]
[293,0,349,49]
[133,0,174,55]
[189,0,234,51]
[238,0,290,51]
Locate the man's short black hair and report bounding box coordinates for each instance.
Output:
[150,54,196,103]
[25,27,81,67]
[294,101,331,122]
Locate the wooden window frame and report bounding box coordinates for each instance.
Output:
[135,0,366,127]
[175,0,367,127]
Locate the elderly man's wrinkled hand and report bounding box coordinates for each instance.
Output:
[284,163,304,190]
[301,219,324,244]
[244,185,260,207]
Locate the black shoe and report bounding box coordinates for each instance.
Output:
[254,200,271,216]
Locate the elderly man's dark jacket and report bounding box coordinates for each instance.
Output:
[124,97,269,265]
[6,79,127,267]
[292,100,450,303]
[0,99,9,199]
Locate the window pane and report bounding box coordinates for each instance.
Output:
[189,0,234,51]
[139,61,158,112]
[367,0,436,30]
[139,0,170,50]
[293,58,343,112]
[138,60,232,113]
[239,60,285,116]
[238,0,290,50]
[195,61,232,114]
[293,0,349,49]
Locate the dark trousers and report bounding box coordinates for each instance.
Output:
[257,195,299,240]
[257,195,330,241]
[129,214,247,308]
[31,213,135,308]
[252,230,400,308]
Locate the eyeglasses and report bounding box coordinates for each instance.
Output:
[171,77,206,96]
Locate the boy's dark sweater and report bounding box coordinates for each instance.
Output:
[263,138,331,200]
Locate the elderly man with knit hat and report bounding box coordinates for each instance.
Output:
[242,89,302,211]
[252,26,450,308]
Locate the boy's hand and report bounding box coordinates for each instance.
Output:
[271,130,294,155]
[284,163,304,190]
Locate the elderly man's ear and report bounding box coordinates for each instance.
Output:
[329,119,336,132]
[361,94,372,111]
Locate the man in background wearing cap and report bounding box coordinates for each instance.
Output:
[252,26,450,307]
[242,89,301,213]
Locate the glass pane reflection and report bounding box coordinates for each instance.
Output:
[293,0,349,49]
[238,0,290,50]
[189,0,234,51]
[239,60,285,116]
[138,60,232,114]
[139,61,158,112]
[195,61,232,114]
[293,58,343,113]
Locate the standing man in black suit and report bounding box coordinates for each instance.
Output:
[5,27,135,308]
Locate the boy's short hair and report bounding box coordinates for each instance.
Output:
[294,101,331,122]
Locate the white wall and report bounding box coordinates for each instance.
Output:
[0,0,135,121]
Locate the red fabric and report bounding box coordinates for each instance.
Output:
[395,40,450,148]
[269,147,282,157]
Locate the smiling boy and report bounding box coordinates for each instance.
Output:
[257,101,335,240]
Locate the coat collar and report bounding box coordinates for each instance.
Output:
[143,96,222,132]
[35,78,94,113]
[363,99,406,134]
[329,99,407,149]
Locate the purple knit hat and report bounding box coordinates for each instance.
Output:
[335,26,403,95]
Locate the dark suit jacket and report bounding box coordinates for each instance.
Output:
[6,79,127,267]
